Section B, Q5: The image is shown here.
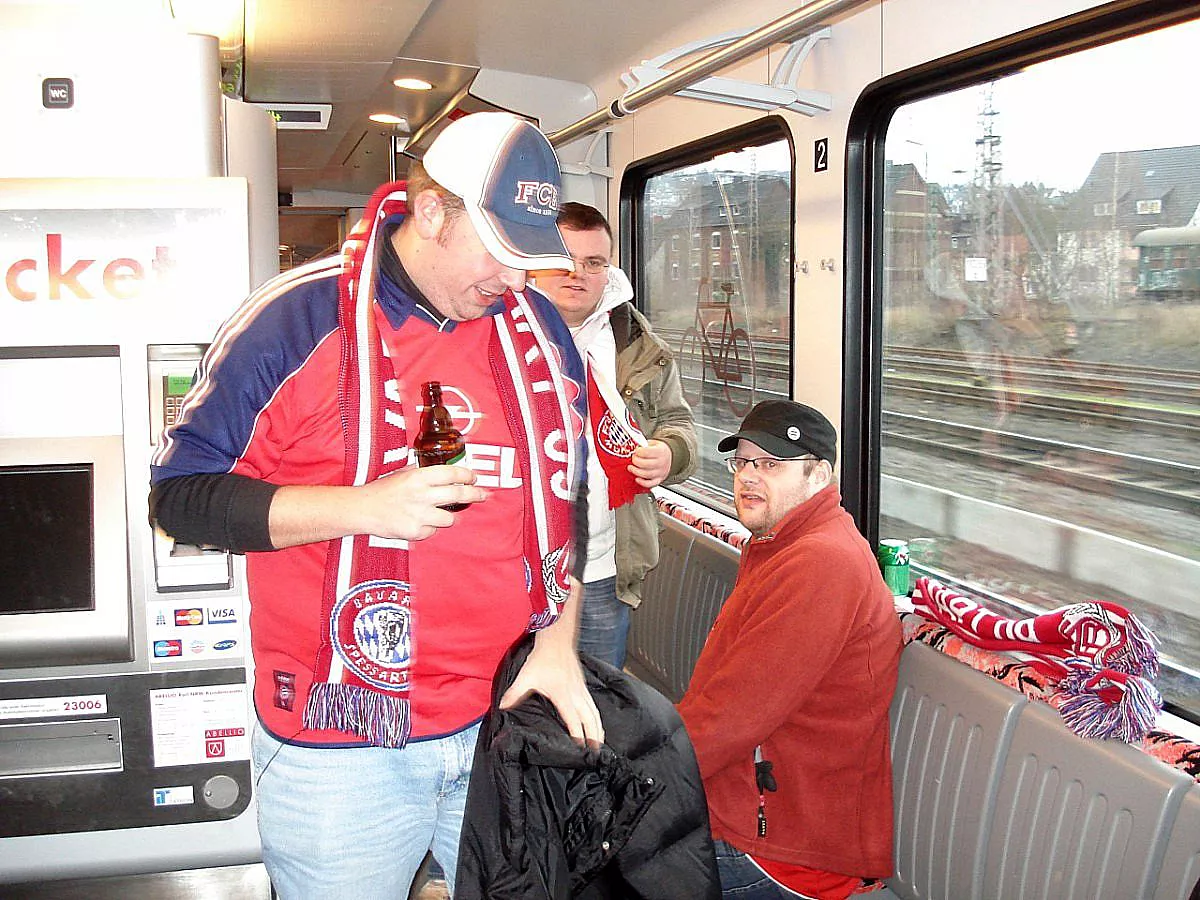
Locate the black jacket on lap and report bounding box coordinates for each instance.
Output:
[454,636,720,900]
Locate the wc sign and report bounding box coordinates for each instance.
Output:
[42,78,74,109]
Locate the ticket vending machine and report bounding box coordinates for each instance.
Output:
[0,178,263,887]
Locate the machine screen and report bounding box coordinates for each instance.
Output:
[0,463,94,614]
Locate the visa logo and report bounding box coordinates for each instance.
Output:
[208,607,237,624]
[213,639,237,651]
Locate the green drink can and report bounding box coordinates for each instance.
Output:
[877,539,910,596]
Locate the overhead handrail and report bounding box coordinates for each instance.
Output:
[547,0,874,147]
[559,129,615,178]
[620,27,832,116]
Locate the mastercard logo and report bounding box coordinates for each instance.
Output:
[174,608,203,626]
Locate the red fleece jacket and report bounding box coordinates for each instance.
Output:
[678,485,902,878]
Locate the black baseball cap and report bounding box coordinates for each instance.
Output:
[717,399,837,464]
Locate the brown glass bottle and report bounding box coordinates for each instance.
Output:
[414,381,468,511]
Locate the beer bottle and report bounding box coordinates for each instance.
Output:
[414,381,468,511]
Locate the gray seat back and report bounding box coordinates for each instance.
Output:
[984,698,1196,900]
[1154,781,1200,900]
[626,514,739,702]
[888,640,1026,900]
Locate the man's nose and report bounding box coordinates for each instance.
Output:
[498,267,527,292]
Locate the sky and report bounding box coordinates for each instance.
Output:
[885,18,1200,192]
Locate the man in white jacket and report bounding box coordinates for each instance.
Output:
[535,202,697,668]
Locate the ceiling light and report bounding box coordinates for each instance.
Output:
[393,77,433,91]
[369,113,408,127]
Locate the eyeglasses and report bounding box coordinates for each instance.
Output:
[570,256,610,275]
[725,455,818,474]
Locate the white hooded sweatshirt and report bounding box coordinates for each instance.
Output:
[568,265,635,582]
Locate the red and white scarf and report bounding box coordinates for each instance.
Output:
[586,364,649,509]
[303,182,581,747]
[912,577,1162,741]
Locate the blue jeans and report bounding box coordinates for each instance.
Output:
[576,575,629,668]
[715,840,812,899]
[252,722,479,900]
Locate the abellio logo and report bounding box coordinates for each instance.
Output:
[3,234,176,302]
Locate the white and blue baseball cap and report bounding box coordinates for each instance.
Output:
[421,112,575,272]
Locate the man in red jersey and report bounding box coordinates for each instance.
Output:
[678,399,902,900]
[150,112,600,899]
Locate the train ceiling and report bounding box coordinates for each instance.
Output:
[242,0,715,198]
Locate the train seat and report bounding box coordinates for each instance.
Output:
[883,640,1200,900]
[885,640,1026,899]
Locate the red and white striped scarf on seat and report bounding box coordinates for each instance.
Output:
[302,182,582,748]
[912,576,1162,742]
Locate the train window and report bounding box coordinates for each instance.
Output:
[624,119,793,511]
[877,17,1200,719]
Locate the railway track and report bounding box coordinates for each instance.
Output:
[884,346,1200,405]
[883,410,1200,515]
[884,382,1200,440]
[658,329,1200,431]
[889,344,1200,388]
[665,334,1200,516]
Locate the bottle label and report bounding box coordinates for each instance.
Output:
[416,446,466,467]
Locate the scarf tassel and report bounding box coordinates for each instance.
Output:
[1112,612,1161,680]
[1052,663,1162,743]
[304,682,412,748]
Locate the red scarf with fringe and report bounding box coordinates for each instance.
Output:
[912,576,1162,742]
[302,182,581,748]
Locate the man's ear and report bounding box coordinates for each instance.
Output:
[812,459,834,490]
[407,189,446,240]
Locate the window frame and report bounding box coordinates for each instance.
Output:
[843,0,1200,723]
[621,116,795,511]
[843,0,1200,533]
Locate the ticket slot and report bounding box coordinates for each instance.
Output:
[0,719,122,778]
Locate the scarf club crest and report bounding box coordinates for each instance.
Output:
[331,579,413,690]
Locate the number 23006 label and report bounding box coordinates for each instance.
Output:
[0,694,108,721]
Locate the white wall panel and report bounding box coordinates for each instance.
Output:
[0,20,222,179]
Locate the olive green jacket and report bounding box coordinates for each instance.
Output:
[611,302,698,608]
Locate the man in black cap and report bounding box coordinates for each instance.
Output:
[678,399,902,900]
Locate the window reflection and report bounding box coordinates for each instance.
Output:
[633,126,793,510]
[880,20,1200,716]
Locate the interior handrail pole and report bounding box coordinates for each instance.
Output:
[548,0,873,147]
